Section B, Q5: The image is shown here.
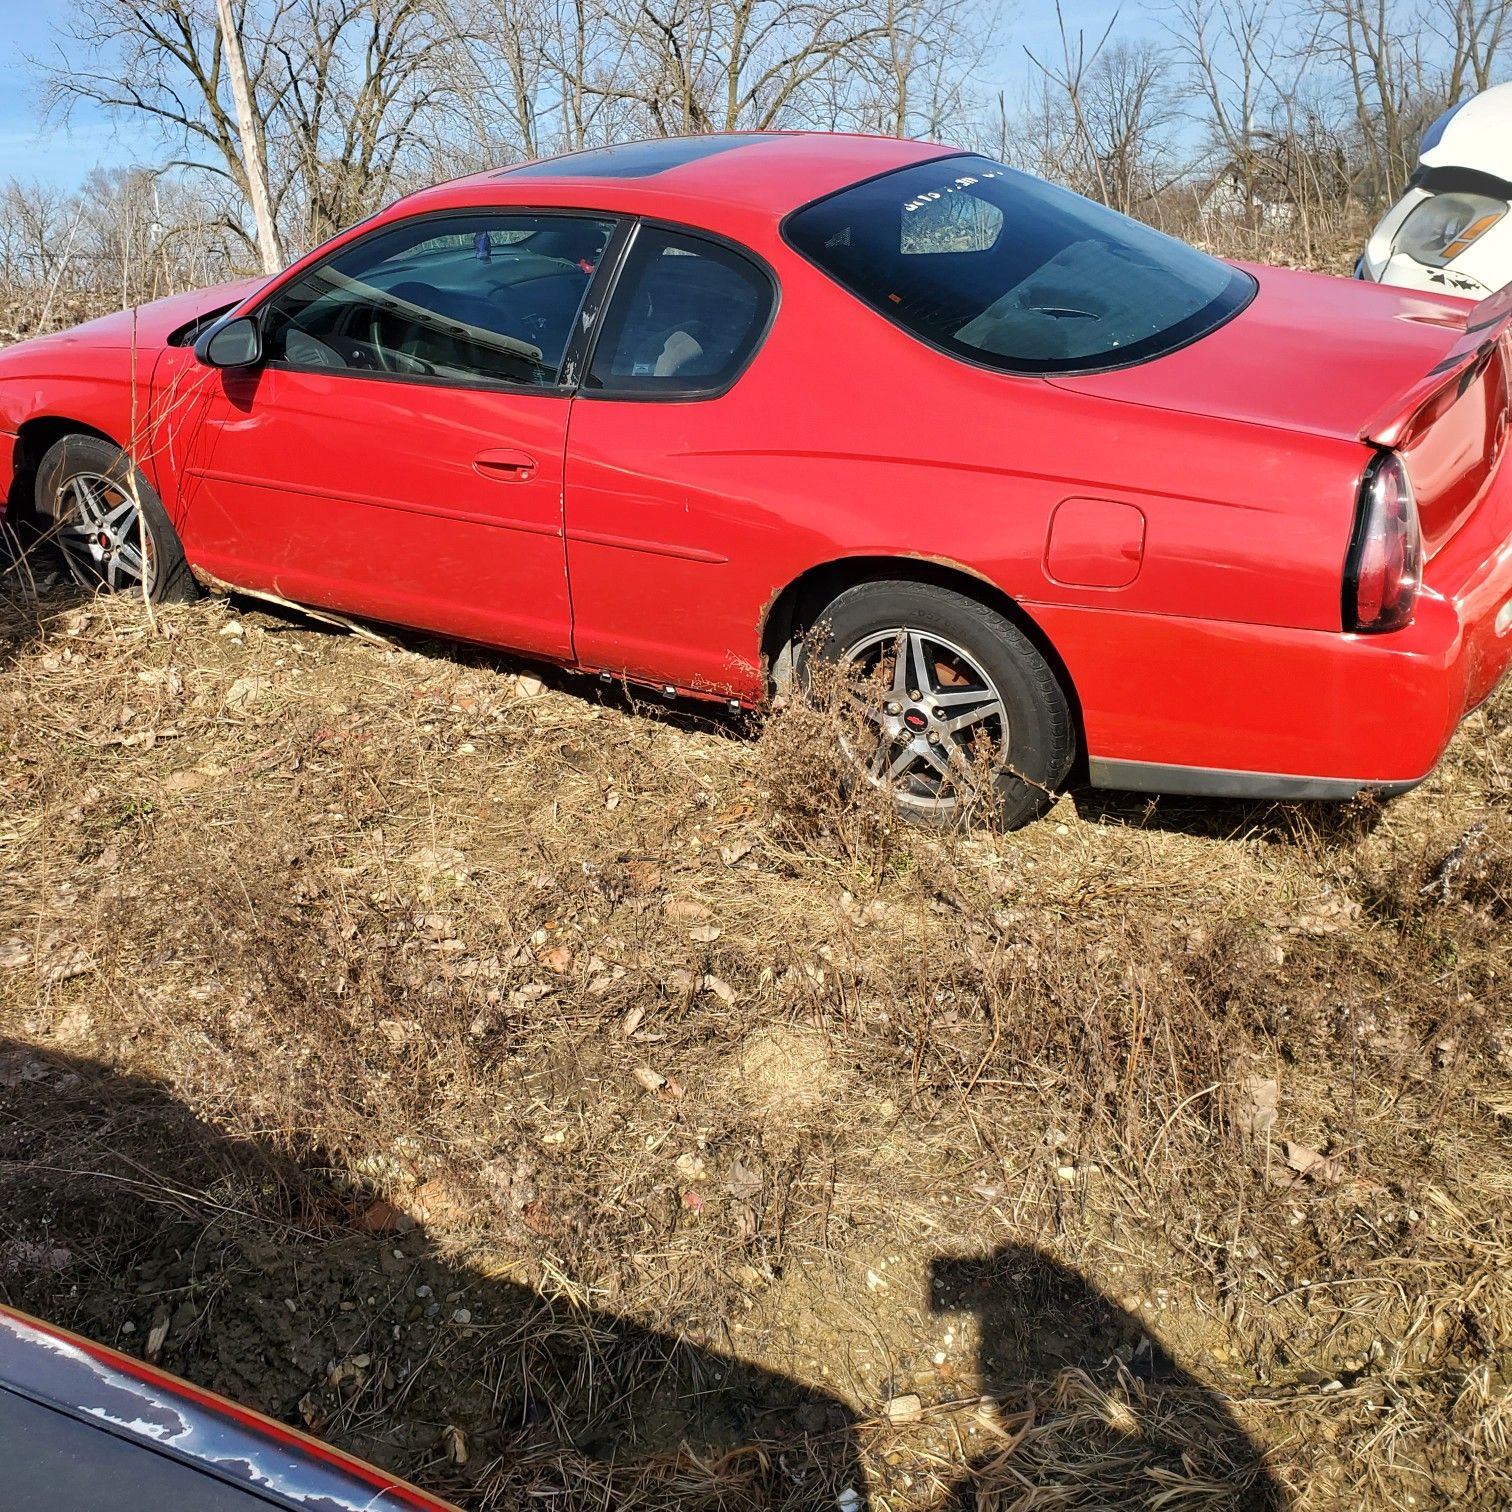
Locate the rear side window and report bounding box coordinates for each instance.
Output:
[586,227,773,397]
[786,157,1254,375]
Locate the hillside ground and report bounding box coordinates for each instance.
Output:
[1,578,1509,1510]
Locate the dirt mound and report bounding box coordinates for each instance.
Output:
[728,1024,848,1121]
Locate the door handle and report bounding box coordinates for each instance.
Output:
[474,448,538,481]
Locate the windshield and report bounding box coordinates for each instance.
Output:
[784,156,1254,375]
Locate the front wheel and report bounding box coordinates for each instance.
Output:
[35,434,197,602]
[797,580,1075,830]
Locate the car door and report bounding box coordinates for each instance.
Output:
[562,224,779,693]
[171,210,618,659]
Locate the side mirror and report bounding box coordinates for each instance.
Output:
[195,315,263,369]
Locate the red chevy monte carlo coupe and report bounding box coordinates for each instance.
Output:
[3,133,1510,828]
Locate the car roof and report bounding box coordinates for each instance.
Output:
[1419,81,1512,180]
[399,132,960,228]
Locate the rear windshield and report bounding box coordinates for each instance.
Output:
[785,156,1254,375]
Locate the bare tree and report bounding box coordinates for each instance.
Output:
[1430,0,1512,98]
[1023,1,1122,203]
[1304,0,1430,201]
[45,0,462,258]
[572,0,890,135]
[215,0,282,270]
[1081,39,1181,213]
[850,0,987,139]
[1163,0,1286,224]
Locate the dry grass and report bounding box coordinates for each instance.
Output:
[1,578,1509,1509]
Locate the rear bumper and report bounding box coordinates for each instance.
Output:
[1032,457,1512,801]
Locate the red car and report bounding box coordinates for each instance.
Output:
[3,132,1510,828]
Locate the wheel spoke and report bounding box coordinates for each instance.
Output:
[57,535,99,570]
[917,741,953,781]
[888,629,911,698]
[102,497,138,532]
[114,540,145,579]
[906,632,933,697]
[887,743,921,781]
[840,688,884,727]
[944,699,1005,736]
[929,684,995,708]
[68,476,106,527]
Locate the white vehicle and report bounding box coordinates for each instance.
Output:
[1357,81,1512,298]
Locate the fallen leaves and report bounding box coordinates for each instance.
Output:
[633,1065,667,1094]
[1242,1076,1280,1138]
[726,1159,763,1201]
[355,1198,414,1235]
[884,1393,923,1425]
[633,1065,685,1100]
[223,673,271,711]
[1285,1140,1348,1188]
[539,943,574,974]
[700,973,736,1005]
[145,1312,170,1362]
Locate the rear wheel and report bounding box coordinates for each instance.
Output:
[35,435,197,602]
[797,580,1074,830]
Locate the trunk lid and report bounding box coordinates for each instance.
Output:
[1051,264,1510,555]
[1375,283,1511,554]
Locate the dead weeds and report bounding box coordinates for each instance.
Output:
[1,583,1510,1509]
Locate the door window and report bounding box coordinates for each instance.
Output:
[586,227,774,396]
[261,214,616,388]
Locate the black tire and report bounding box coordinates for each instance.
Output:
[35,434,198,603]
[797,579,1074,831]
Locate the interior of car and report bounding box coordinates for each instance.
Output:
[586,231,770,389]
[265,217,615,386]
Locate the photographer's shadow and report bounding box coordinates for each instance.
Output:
[0,1040,860,1510]
[1,1042,1284,1509]
[929,1250,1285,1509]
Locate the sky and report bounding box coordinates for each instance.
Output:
[0,0,1131,190]
[0,0,160,186]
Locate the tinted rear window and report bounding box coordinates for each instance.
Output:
[785,157,1254,375]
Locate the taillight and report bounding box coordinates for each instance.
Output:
[1344,452,1423,633]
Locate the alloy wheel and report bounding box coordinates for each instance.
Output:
[54,471,157,594]
[837,627,1009,816]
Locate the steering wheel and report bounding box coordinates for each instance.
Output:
[365,308,431,375]
[366,309,397,371]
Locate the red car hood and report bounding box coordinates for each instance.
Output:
[12,277,268,357]
[1050,263,1472,445]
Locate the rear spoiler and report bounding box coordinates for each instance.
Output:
[1361,281,1512,448]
